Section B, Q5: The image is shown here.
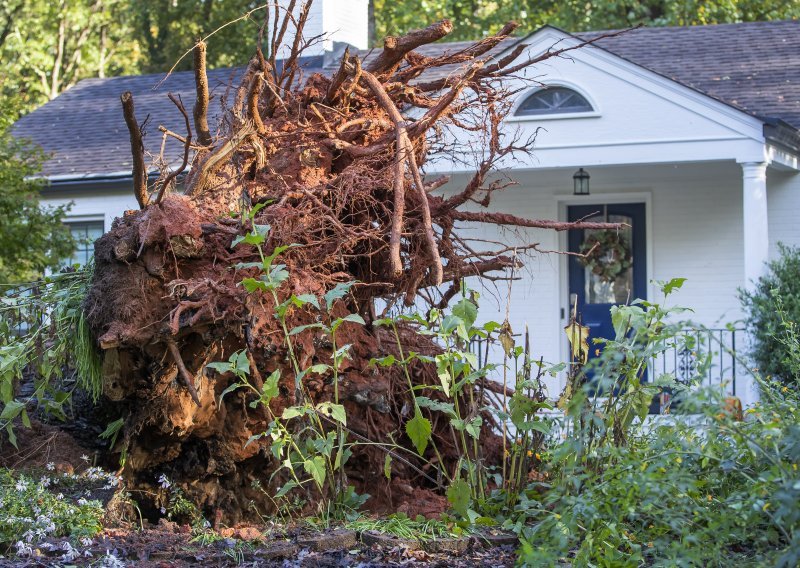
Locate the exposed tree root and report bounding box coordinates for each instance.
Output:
[85,4,624,522]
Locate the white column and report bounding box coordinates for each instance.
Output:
[741,162,769,290]
[740,162,768,407]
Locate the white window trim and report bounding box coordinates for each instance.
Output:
[506,81,601,123]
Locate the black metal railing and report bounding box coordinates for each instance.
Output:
[469,326,746,398]
[649,327,745,398]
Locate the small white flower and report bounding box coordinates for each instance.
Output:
[160,507,166,515]
[80,454,90,462]
[77,497,88,506]
[80,537,93,547]
[14,540,33,557]
[46,462,55,471]
[15,479,28,492]
[100,549,125,568]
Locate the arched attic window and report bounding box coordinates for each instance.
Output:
[515,86,594,116]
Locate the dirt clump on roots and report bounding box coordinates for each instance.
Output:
[83,5,623,523]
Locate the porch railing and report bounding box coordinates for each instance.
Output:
[469,326,747,400]
[649,327,745,398]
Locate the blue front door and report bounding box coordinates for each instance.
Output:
[567,203,647,368]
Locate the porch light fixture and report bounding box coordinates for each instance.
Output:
[573,168,590,195]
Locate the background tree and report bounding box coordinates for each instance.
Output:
[0,96,74,286]
[128,0,263,74]
[371,0,800,43]
[0,0,141,113]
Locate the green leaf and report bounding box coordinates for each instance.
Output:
[465,416,482,439]
[331,313,366,333]
[304,456,327,489]
[235,350,250,375]
[6,425,17,449]
[275,479,298,498]
[206,361,233,375]
[282,406,307,420]
[0,400,25,421]
[245,433,264,448]
[261,370,281,404]
[452,298,478,329]
[440,314,463,335]
[661,277,687,296]
[324,282,355,311]
[416,396,456,418]
[370,354,396,367]
[406,410,432,456]
[99,417,124,448]
[289,322,325,336]
[292,294,320,309]
[316,402,347,426]
[247,202,268,219]
[218,382,243,409]
[447,478,471,518]
[383,453,392,480]
[241,277,267,293]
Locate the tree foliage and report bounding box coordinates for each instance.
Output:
[1,0,798,114]
[0,96,74,285]
[373,0,800,43]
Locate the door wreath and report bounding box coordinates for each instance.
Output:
[578,230,632,283]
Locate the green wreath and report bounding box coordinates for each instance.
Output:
[578,230,632,283]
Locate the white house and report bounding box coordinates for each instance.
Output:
[11,2,800,407]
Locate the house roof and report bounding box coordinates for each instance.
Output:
[577,20,800,129]
[12,20,800,181]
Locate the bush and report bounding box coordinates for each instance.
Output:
[509,280,800,566]
[740,243,800,384]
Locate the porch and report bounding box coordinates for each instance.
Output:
[436,159,790,407]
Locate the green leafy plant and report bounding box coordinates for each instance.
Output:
[740,242,800,385]
[0,263,102,445]
[207,213,367,524]
[0,467,105,548]
[511,279,800,566]
[374,288,556,523]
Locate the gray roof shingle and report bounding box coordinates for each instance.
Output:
[578,20,800,128]
[12,20,800,180]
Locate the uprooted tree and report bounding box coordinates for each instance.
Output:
[86,3,623,522]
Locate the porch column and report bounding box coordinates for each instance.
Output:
[741,162,768,290]
[740,162,768,408]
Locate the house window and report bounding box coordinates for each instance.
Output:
[65,221,104,267]
[515,86,593,116]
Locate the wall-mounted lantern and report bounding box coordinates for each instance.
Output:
[573,167,590,195]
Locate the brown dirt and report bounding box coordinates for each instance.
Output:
[0,418,94,474]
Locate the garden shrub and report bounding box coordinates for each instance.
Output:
[740,242,800,385]
[509,280,800,566]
